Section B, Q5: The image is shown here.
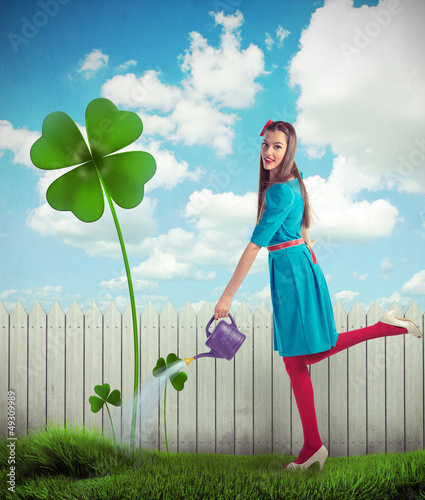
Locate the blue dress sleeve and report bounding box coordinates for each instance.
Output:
[250,183,294,247]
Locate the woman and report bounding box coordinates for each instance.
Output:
[214,120,423,471]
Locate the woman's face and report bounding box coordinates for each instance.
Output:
[261,130,287,176]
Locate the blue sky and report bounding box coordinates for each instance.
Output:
[1,0,424,315]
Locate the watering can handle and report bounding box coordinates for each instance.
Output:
[206,313,236,338]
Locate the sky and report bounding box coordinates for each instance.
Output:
[1,0,424,316]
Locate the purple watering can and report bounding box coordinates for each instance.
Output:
[184,314,246,366]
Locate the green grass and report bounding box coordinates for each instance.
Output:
[1,425,424,500]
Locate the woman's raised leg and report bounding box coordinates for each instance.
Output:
[304,320,409,365]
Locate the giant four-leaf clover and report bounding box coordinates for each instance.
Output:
[30,98,156,458]
[30,98,156,222]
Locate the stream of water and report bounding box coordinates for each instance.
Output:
[121,359,188,448]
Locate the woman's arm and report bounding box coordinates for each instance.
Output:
[301,226,315,248]
[214,241,261,319]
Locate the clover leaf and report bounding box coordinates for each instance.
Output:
[153,353,187,391]
[89,383,122,413]
[30,98,156,223]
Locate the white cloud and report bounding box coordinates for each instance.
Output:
[26,195,158,259]
[94,292,169,313]
[380,256,394,280]
[289,0,425,193]
[334,290,360,302]
[132,247,215,281]
[265,26,290,51]
[101,11,265,156]
[140,138,203,192]
[276,26,290,46]
[372,291,406,311]
[99,276,159,292]
[0,120,39,168]
[353,271,368,281]
[102,71,182,112]
[305,159,400,244]
[111,188,262,288]
[265,33,274,50]
[181,11,265,109]
[78,49,109,78]
[115,59,137,72]
[0,286,81,312]
[401,269,425,295]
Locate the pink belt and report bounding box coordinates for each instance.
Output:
[267,238,317,264]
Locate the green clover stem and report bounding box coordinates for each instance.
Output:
[105,402,117,464]
[96,166,139,458]
[164,380,169,462]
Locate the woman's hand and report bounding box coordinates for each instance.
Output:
[214,293,232,320]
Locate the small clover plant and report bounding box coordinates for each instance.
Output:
[30,98,156,458]
[153,353,187,460]
[89,383,122,463]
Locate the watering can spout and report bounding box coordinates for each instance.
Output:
[184,357,195,366]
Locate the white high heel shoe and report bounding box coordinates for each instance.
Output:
[379,307,423,339]
[285,445,328,471]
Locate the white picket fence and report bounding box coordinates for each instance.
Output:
[0,300,424,457]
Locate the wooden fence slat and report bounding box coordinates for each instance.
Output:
[65,303,84,427]
[272,318,291,455]
[367,301,386,455]
[215,309,236,455]
[311,300,337,455]
[253,302,272,454]
[103,302,122,443]
[404,301,424,452]
[159,302,178,453]
[178,302,197,453]
[138,301,157,450]
[196,301,215,454]
[347,302,367,457]
[9,302,28,437]
[46,302,65,427]
[0,302,9,435]
[28,302,47,432]
[84,302,103,432]
[329,301,349,457]
[121,304,142,446]
[235,302,254,455]
[386,302,405,453]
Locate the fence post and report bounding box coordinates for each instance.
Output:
[46,302,65,428]
[178,302,197,453]
[235,301,254,455]
[366,300,385,455]
[347,301,367,456]
[28,302,47,432]
[329,301,349,457]
[404,301,424,452]
[253,301,272,454]
[0,302,9,435]
[84,302,103,433]
[10,302,28,438]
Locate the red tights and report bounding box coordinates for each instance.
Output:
[282,321,407,464]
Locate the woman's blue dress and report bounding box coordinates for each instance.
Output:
[250,179,339,357]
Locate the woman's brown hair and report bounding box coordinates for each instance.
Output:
[256,121,312,228]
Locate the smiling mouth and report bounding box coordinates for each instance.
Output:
[264,158,274,164]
